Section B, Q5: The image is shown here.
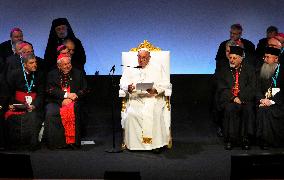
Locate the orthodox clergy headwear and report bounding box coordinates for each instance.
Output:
[264,47,280,56]
[229,46,244,56]
[47,18,76,42]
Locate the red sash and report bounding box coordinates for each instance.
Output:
[5,91,37,120]
[59,87,76,144]
[232,69,240,97]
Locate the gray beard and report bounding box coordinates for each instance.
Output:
[260,63,278,80]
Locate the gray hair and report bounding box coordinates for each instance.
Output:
[57,56,71,64]
[22,54,36,64]
[260,63,278,80]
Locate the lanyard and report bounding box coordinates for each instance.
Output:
[272,64,280,88]
[21,59,34,93]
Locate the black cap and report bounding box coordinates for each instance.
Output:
[229,46,244,56]
[264,47,280,56]
[52,18,69,28]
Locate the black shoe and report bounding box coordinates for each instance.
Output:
[216,127,223,137]
[152,148,162,154]
[242,144,250,150]
[242,138,250,150]
[56,145,69,149]
[69,144,81,150]
[225,142,232,150]
[260,142,269,150]
[29,144,41,151]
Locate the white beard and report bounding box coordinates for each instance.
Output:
[260,63,278,80]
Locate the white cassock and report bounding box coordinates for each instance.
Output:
[120,61,171,150]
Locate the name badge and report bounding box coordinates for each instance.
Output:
[25,96,33,106]
[272,88,280,97]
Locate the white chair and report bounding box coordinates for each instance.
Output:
[119,40,172,149]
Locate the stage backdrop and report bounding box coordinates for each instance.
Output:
[0,0,283,75]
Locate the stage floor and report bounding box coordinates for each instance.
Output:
[2,104,284,180]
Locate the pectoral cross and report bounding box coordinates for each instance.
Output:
[265,87,272,99]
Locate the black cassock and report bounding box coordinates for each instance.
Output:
[44,18,86,72]
[217,63,256,144]
[215,38,256,71]
[256,62,284,147]
[5,69,45,149]
[0,56,9,148]
[0,40,13,60]
[45,68,87,148]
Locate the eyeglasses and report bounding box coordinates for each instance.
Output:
[138,56,150,60]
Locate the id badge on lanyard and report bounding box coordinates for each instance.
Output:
[272,88,280,97]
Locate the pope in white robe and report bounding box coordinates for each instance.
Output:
[120,48,171,151]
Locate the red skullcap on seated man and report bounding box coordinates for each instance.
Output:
[277,33,284,39]
[57,53,70,62]
[18,42,29,50]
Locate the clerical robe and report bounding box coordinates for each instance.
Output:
[120,62,171,150]
[216,63,256,144]
[5,69,45,149]
[0,40,13,60]
[256,64,284,147]
[45,68,87,148]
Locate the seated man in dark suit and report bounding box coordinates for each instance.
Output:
[5,54,45,150]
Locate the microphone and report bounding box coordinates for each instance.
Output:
[109,65,115,73]
[121,65,142,68]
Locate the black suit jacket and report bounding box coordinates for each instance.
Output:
[0,56,9,97]
[0,40,13,60]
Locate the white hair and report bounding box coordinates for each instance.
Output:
[138,48,150,52]
[57,56,71,64]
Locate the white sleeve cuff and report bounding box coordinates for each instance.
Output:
[270,100,275,105]
[64,92,68,99]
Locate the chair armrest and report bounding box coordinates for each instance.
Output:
[165,89,172,96]
[119,90,126,97]
[165,84,172,96]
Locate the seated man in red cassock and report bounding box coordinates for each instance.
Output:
[5,54,45,150]
[44,53,88,149]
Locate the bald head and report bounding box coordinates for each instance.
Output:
[268,37,282,49]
